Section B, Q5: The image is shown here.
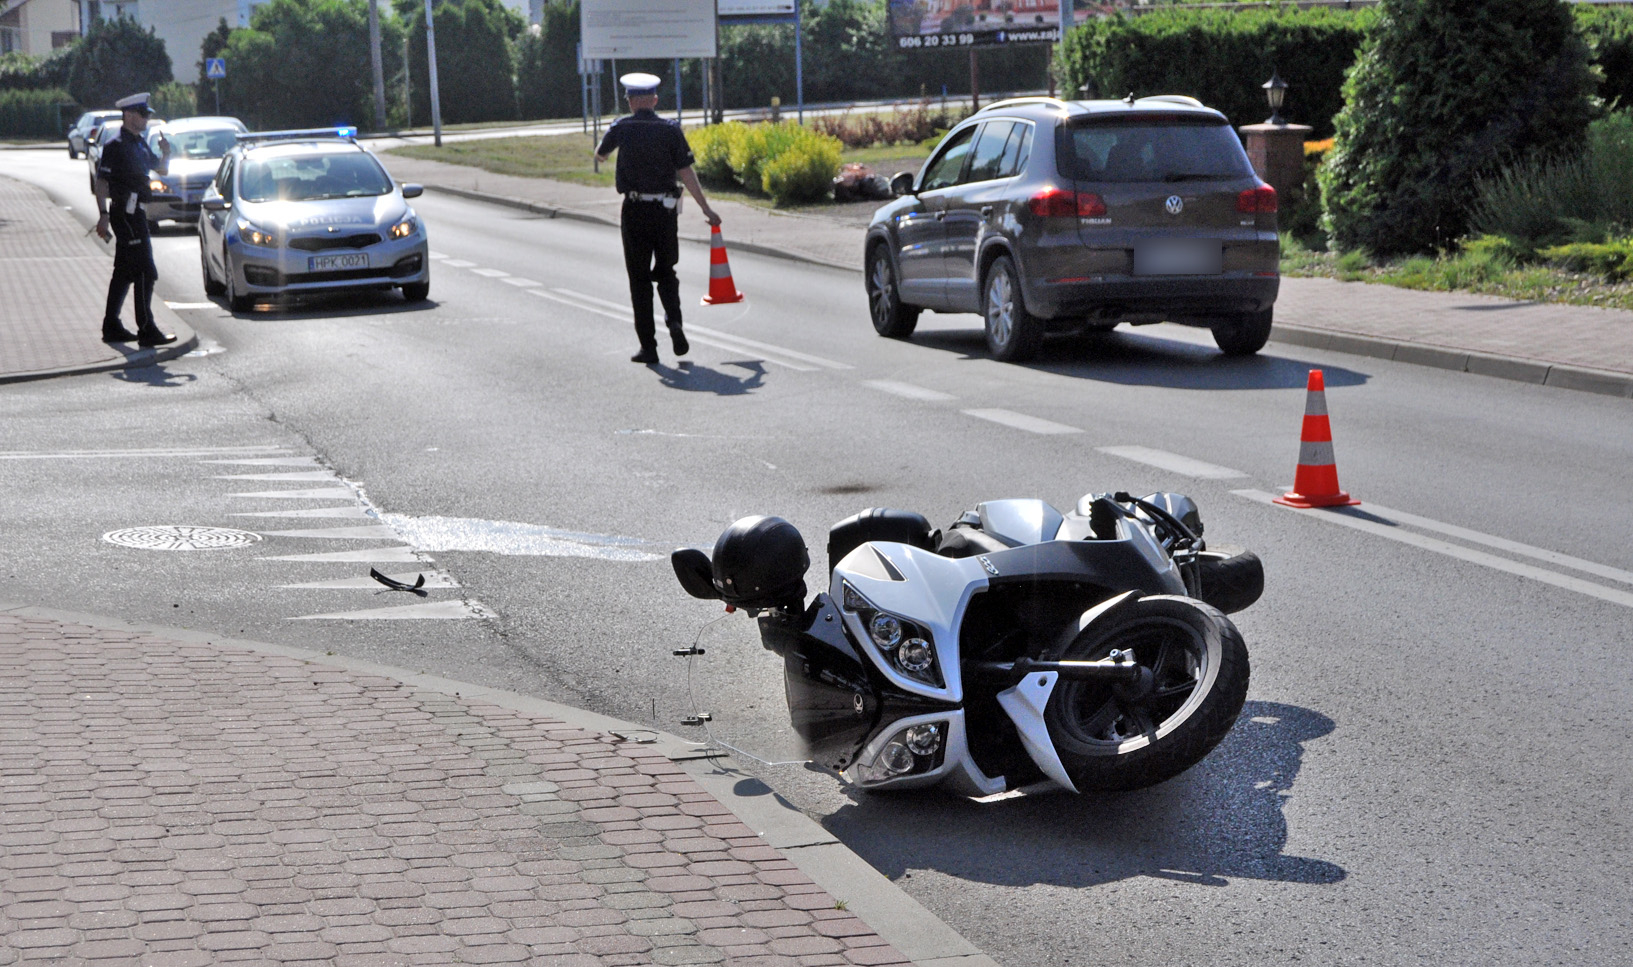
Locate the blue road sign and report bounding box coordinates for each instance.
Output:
[206,58,226,80]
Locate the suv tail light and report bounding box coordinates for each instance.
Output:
[1237,184,1278,213]
[1029,188,1107,218]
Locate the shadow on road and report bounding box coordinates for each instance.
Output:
[110,362,197,387]
[215,293,440,320]
[820,700,1344,889]
[652,360,766,396]
[909,328,1370,390]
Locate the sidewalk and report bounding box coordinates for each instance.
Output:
[0,177,196,384]
[0,604,994,967]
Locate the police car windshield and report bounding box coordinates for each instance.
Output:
[151,127,239,160]
[238,152,394,203]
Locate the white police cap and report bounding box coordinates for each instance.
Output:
[115,92,153,114]
[620,73,661,96]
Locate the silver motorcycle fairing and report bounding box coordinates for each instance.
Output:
[977,498,1064,547]
[996,672,1077,794]
[832,542,989,704]
[843,710,1007,796]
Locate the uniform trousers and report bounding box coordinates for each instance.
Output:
[103,207,159,333]
[620,199,682,350]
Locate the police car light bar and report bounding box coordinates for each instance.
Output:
[237,126,359,143]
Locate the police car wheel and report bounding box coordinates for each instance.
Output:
[68,145,78,159]
[401,281,429,303]
[200,249,225,297]
[225,268,252,313]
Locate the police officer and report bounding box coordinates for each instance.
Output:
[595,73,720,364]
[93,92,176,346]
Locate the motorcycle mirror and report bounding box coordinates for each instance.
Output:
[671,548,721,600]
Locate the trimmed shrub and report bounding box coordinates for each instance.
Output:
[1321,0,1598,256]
[688,122,738,183]
[0,88,75,138]
[1576,6,1633,112]
[727,122,805,195]
[689,120,841,204]
[1469,111,1633,252]
[1537,239,1633,280]
[761,134,842,203]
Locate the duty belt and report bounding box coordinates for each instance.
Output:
[626,191,676,203]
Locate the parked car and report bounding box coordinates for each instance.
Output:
[142,116,248,229]
[198,128,430,311]
[66,110,121,159]
[863,95,1280,361]
[85,119,121,192]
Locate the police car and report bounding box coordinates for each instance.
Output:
[198,127,430,311]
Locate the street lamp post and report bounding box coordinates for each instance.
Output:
[423,0,444,147]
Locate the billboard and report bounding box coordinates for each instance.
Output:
[888,0,1063,50]
[719,0,797,14]
[581,0,717,59]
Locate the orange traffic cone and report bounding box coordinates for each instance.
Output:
[1274,369,1361,508]
[701,225,745,305]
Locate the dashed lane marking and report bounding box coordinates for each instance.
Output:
[530,290,818,371]
[232,487,357,500]
[501,277,543,287]
[163,302,218,310]
[428,251,447,259]
[289,600,489,620]
[864,380,955,402]
[258,525,403,540]
[1096,446,1248,480]
[962,409,1082,435]
[471,267,510,278]
[443,258,475,268]
[1234,489,1633,611]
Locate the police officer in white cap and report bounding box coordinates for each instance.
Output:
[595,72,720,364]
[93,92,175,346]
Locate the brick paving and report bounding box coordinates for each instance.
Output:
[0,611,912,967]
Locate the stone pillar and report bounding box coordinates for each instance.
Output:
[1238,122,1314,198]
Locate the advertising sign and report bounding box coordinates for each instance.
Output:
[719,0,796,15]
[888,0,1063,50]
[581,0,717,60]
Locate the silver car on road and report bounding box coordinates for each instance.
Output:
[199,129,430,312]
[143,116,247,228]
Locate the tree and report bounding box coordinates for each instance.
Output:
[1320,0,1598,255]
[195,18,233,112]
[517,1,581,121]
[403,0,518,126]
[66,16,172,109]
[218,0,403,130]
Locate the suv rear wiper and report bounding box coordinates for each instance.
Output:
[1161,173,1222,182]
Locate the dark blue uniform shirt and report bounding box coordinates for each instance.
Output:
[596,109,695,196]
[97,127,165,209]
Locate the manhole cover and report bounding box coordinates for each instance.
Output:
[102,526,263,550]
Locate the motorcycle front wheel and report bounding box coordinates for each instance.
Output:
[1044,595,1248,792]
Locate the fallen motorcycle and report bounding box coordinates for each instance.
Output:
[672,492,1262,795]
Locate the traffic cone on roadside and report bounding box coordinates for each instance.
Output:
[1274,369,1362,508]
[701,225,745,305]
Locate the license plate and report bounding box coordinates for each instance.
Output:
[309,253,369,272]
[1134,241,1222,276]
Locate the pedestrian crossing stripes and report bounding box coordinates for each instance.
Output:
[258,525,402,540]
[231,487,357,499]
[289,600,491,620]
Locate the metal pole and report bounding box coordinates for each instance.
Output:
[970,48,979,112]
[592,64,601,173]
[580,44,589,134]
[403,32,412,125]
[368,0,386,131]
[214,79,220,115]
[675,58,682,123]
[794,1,803,123]
[423,0,443,146]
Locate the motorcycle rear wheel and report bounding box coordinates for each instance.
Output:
[1045,595,1248,792]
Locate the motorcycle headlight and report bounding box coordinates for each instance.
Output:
[389,216,417,240]
[839,581,940,686]
[237,219,277,247]
[897,638,934,673]
[855,720,948,784]
[868,613,902,650]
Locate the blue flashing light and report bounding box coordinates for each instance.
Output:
[336,126,357,139]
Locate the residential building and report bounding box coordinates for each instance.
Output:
[0,0,79,55]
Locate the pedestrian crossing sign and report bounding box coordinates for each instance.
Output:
[206,58,226,80]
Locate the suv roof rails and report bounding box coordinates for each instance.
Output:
[974,96,1071,115]
[238,126,359,145]
[1137,95,1205,108]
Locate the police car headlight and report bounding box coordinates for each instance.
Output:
[237,219,277,247]
[149,178,168,192]
[389,216,417,240]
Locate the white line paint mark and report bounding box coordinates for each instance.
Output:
[531,288,634,323]
[470,267,510,278]
[163,302,217,310]
[232,506,372,519]
[1096,446,1248,480]
[199,458,323,467]
[1234,489,1633,611]
[259,546,422,563]
[259,525,402,540]
[0,447,288,460]
[278,571,460,590]
[233,487,358,500]
[962,409,1082,435]
[428,251,447,259]
[501,277,542,287]
[684,335,817,371]
[864,380,956,402]
[1334,499,1633,588]
[443,259,476,268]
[289,600,487,620]
[212,471,339,482]
[376,514,665,562]
[551,288,633,312]
[686,326,851,370]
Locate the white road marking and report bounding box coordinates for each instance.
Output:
[686,326,851,370]
[1234,489,1633,611]
[428,251,447,259]
[259,546,422,563]
[211,470,339,482]
[962,409,1082,435]
[231,506,372,519]
[551,288,633,312]
[199,458,323,467]
[1096,446,1248,479]
[531,290,817,371]
[470,267,510,278]
[289,600,488,620]
[375,513,665,562]
[278,571,460,590]
[259,525,402,540]
[232,487,358,500]
[501,277,542,287]
[0,447,288,460]
[163,302,217,310]
[865,380,955,402]
[684,335,818,371]
[530,288,634,323]
[443,258,476,268]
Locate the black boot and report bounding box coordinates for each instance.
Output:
[137,327,177,347]
[670,327,689,357]
[102,324,139,343]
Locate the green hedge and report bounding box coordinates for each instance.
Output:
[1056,7,1375,138]
[689,120,841,205]
[1576,6,1633,112]
[0,88,75,139]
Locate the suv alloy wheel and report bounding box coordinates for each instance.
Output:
[983,255,1044,362]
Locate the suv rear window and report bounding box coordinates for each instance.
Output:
[1057,115,1254,183]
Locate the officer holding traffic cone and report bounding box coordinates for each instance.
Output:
[595,72,721,365]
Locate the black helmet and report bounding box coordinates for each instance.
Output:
[711,516,810,609]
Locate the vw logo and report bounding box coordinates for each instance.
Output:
[1165,195,1184,215]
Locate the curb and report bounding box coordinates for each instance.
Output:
[426,181,1633,399]
[0,325,199,385]
[0,600,999,967]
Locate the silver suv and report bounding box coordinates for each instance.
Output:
[864,95,1279,361]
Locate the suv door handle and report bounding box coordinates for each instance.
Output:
[980,206,994,218]
[934,210,946,221]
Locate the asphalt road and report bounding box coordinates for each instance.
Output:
[5,146,1632,966]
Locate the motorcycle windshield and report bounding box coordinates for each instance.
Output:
[671,610,812,768]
